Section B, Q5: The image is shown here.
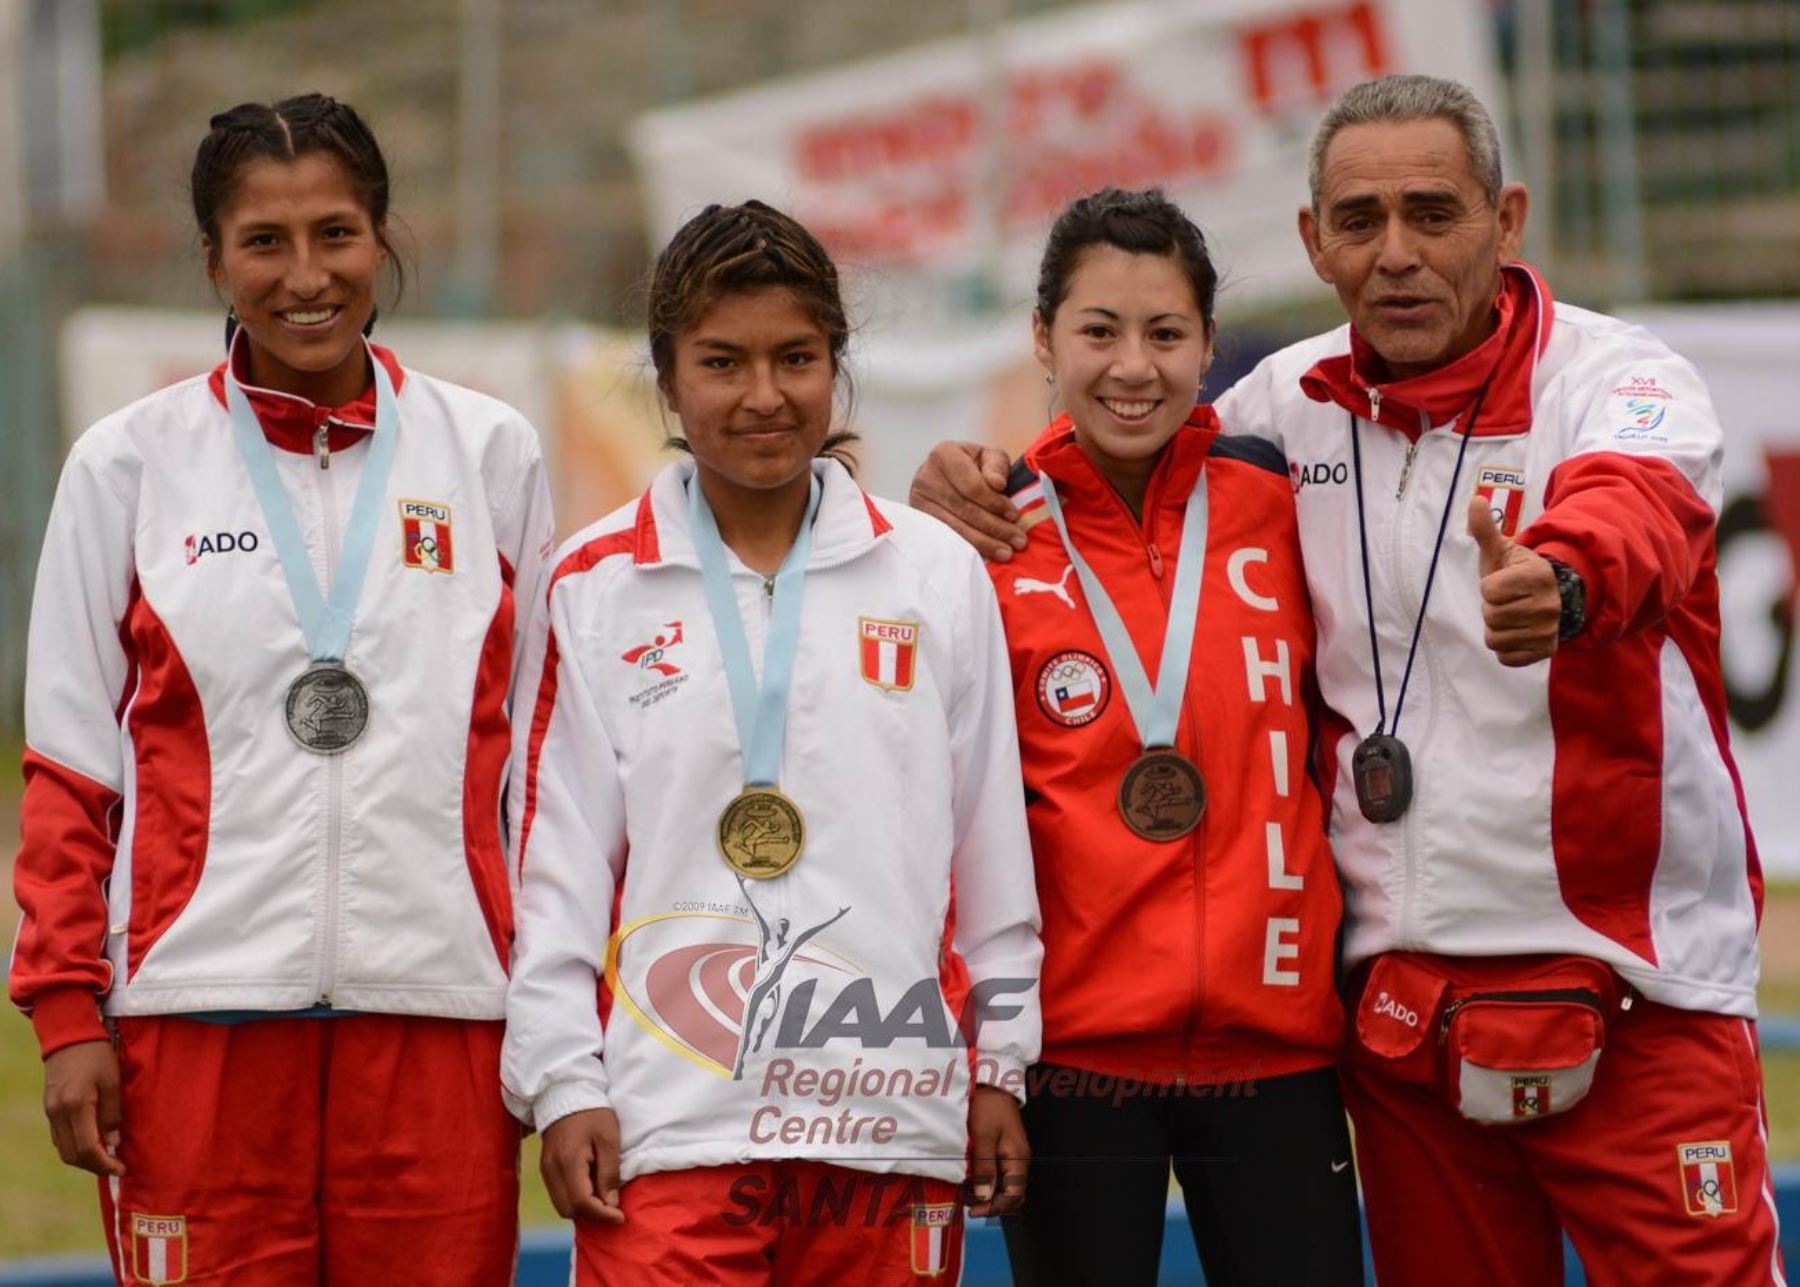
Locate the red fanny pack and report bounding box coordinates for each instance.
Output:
[1351,952,1625,1125]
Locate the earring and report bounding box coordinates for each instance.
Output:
[1044,371,1055,387]
[223,307,239,353]
[1198,379,1207,392]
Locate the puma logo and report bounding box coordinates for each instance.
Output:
[1014,564,1077,610]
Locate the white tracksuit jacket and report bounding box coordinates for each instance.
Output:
[9,343,554,1054]
[502,457,1043,1184]
[1218,263,1760,1017]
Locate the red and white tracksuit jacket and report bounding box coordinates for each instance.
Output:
[1217,262,1760,1018]
[501,457,1042,1185]
[9,341,555,1056]
[991,410,1344,1084]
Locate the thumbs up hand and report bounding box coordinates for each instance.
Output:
[1468,497,1561,666]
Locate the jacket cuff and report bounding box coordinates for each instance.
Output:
[1521,537,1601,640]
[531,1079,612,1134]
[31,988,108,1058]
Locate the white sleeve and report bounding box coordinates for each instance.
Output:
[495,423,557,697]
[24,439,136,786]
[500,571,627,1130]
[944,549,1043,1099]
[1213,357,1282,453]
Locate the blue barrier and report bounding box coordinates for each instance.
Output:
[9,1168,1800,1287]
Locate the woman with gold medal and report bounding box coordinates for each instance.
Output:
[502,201,1043,1286]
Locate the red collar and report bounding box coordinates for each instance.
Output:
[1298,262,1553,440]
[1024,404,1221,514]
[207,339,406,456]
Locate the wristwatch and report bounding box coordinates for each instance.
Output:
[1544,557,1587,641]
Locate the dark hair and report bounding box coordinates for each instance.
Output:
[1035,187,1217,332]
[191,93,405,301]
[646,199,857,463]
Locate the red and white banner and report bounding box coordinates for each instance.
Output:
[628,0,1505,318]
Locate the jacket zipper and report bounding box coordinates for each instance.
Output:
[1088,456,1209,1064]
[1438,987,1608,1043]
[316,443,345,1007]
[315,422,331,470]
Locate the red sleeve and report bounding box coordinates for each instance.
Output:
[9,749,120,1055]
[1519,451,1715,646]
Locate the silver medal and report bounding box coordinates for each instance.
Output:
[284,664,370,753]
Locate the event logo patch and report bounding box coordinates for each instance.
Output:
[1474,465,1527,538]
[130,1213,188,1285]
[1036,650,1110,727]
[1678,1140,1739,1218]
[399,499,454,573]
[859,617,920,692]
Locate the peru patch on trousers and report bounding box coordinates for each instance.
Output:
[1679,1140,1739,1217]
[910,1203,959,1277]
[130,1213,188,1284]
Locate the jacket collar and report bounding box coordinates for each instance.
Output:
[635,455,892,569]
[1023,404,1222,517]
[207,332,407,456]
[1298,261,1553,440]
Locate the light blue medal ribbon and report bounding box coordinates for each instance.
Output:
[225,348,398,751]
[1037,467,1210,750]
[688,469,821,788]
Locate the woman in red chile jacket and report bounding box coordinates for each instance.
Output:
[991,189,1360,1287]
[9,95,552,1284]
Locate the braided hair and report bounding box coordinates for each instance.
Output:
[191,93,404,302]
[646,200,858,462]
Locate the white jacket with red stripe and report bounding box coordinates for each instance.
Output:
[8,343,555,1054]
[501,457,1042,1184]
[1217,263,1761,1017]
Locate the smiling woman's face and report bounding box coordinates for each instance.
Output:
[1033,244,1212,484]
[208,151,385,405]
[1299,116,1527,380]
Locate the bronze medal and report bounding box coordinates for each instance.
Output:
[717,787,806,879]
[1118,748,1205,842]
[284,663,370,754]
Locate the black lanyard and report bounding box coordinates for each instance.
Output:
[1348,384,1490,740]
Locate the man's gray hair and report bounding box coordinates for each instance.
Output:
[1308,74,1504,208]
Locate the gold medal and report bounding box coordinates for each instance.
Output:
[717,787,806,879]
[1118,748,1205,842]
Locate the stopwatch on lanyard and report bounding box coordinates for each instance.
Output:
[1348,385,1490,822]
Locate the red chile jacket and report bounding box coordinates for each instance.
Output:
[990,409,1344,1084]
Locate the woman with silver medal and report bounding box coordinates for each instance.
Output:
[12,95,554,1284]
[982,190,1362,1287]
[502,202,1042,1286]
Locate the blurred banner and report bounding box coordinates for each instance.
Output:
[1624,305,1800,878]
[627,0,1504,321]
